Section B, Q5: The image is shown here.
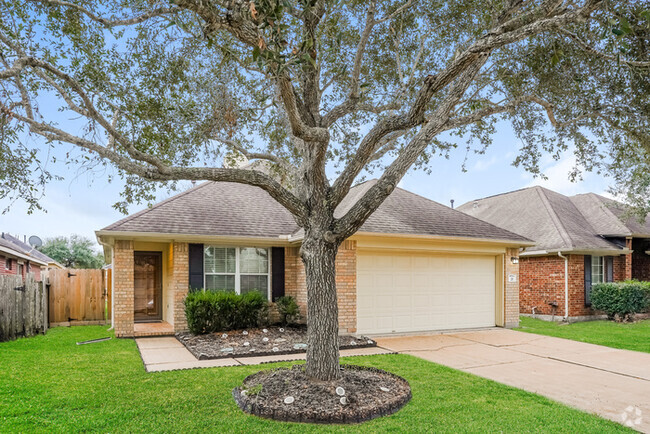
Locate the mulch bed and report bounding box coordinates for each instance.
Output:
[176,326,376,360]
[232,364,412,424]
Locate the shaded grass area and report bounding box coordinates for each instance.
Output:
[0,326,629,433]
[517,316,650,353]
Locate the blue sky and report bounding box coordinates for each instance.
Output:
[0,119,613,250]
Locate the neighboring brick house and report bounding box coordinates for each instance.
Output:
[459,186,650,321]
[96,180,533,338]
[0,232,62,281]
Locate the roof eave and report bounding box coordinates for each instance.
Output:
[0,246,49,266]
[351,231,535,247]
[95,230,296,247]
[521,247,632,257]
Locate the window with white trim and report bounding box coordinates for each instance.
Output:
[204,246,270,299]
[591,255,604,285]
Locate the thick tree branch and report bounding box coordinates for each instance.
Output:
[321,2,377,127]
[1,101,307,220]
[214,135,297,173]
[333,55,490,239]
[329,0,601,208]
[277,76,329,142]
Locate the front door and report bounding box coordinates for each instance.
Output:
[134,251,162,322]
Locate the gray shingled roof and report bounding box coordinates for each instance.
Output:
[101,180,531,243]
[571,193,650,237]
[334,180,531,241]
[458,186,646,253]
[0,233,57,265]
[102,181,300,238]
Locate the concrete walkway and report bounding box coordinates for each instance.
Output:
[375,328,650,432]
[136,337,393,373]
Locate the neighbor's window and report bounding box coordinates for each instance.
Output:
[5,258,11,270]
[204,247,269,298]
[591,255,604,285]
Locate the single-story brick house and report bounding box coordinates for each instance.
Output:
[97,180,532,338]
[0,232,62,281]
[458,186,650,321]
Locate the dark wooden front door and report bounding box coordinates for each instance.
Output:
[134,251,162,322]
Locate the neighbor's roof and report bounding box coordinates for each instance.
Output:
[458,186,647,253]
[0,233,58,266]
[99,180,531,244]
[570,193,650,237]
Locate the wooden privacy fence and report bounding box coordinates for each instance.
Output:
[48,268,111,326]
[0,274,47,342]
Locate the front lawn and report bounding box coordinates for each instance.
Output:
[0,327,629,433]
[516,316,650,353]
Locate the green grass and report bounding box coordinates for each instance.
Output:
[0,327,629,433]
[516,316,650,353]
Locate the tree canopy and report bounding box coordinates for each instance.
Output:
[1,0,648,380]
[39,235,104,269]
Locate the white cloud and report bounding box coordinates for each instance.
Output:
[472,156,498,172]
[522,148,611,197]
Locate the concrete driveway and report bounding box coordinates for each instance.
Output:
[375,328,650,432]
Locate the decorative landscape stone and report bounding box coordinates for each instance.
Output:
[233,364,412,424]
[177,326,376,360]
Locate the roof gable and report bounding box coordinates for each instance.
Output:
[458,186,620,252]
[572,193,650,237]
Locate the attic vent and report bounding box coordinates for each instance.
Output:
[473,202,479,209]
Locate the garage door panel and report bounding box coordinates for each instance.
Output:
[357,251,496,334]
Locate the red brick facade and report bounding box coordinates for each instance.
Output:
[519,254,594,317]
[520,252,641,318]
[0,254,43,281]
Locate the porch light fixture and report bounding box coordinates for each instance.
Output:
[511,257,519,264]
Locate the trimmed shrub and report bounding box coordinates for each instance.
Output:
[237,291,269,329]
[275,296,300,326]
[591,281,650,321]
[185,290,269,334]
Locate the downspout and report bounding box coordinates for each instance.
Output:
[558,252,569,321]
[108,247,115,331]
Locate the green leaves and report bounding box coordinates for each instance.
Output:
[39,235,104,269]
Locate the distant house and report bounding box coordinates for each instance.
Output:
[459,187,650,321]
[0,233,63,281]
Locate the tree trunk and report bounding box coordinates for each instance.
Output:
[301,235,340,381]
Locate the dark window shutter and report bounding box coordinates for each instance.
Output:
[584,255,592,306]
[271,247,285,302]
[606,256,614,282]
[188,243,204,292]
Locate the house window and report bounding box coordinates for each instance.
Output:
[204,247,270,299]
[17,263,24,276]
[5,258,11,270]
[591,255,604,285]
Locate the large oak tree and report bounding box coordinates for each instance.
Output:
[1,0,648,380]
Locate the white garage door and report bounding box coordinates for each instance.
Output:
[357,251,496,334]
